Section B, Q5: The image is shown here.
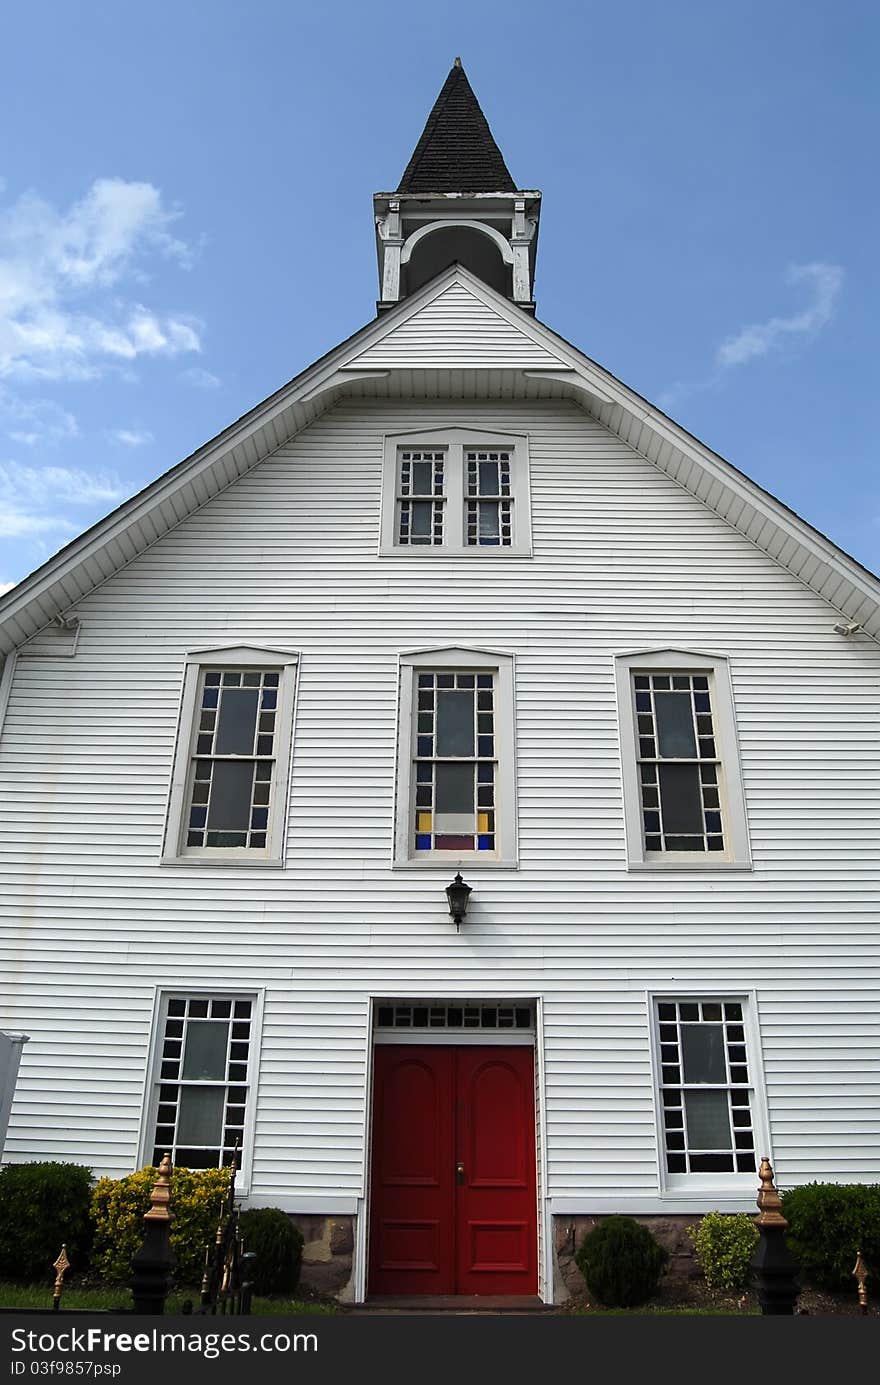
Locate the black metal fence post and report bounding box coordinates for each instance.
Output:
[130,1153,175,1315]
[751,1156,799,1315]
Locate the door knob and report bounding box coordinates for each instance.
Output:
[456,1162,465,1185]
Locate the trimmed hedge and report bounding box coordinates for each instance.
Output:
[689,1211,758,1290]
[781,1183,880,1292]
[238,1208,303,1295]
[91,1166,232,1285]
[0,1162,94,1282]
[575,1216,667,1307]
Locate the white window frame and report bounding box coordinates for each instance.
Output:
[139,986,265,1195]
[162,644,299,867]
[647,989,770,1199]
[614,648,751,870]
[379,427,532,557]
[394,646,518,868]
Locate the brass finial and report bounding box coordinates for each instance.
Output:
[52,1244,71,1306]
[143,1153,174,1224]
[852,1249,869,1314]
[453,56,462,68]
[200,1242,212,1296]
[755,1156,788,1228]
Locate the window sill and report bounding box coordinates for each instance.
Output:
[378,548,533,559]
[160,855,285,869]
[393,856,519,871]
[661,1176,760,1198]
[627,858,753,872]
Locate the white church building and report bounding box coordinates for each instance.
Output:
[1,60,878,1303]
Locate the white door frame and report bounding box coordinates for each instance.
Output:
[353,994,550,1303]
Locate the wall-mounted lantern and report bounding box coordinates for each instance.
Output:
[445,873,472,931]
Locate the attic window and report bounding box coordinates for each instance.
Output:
[397,449,445,545]
[380,428,531,557]
[465,448,513,546]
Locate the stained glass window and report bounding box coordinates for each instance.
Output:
[413,671,496,852]
[397,449,445,545]
[151,994,253,1170]
[465,449,513,546]
[656,999,756,1175]
[185,669,280,849]
[633,672,725,853]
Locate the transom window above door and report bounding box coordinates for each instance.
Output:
[380,428,532,556]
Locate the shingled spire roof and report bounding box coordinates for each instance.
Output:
[397,58,517,193]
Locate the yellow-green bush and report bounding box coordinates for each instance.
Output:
[91,1166,232,1285]
[689,1211,759,1290]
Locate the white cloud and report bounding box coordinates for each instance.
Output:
[108,428,153,447]
[0,390,78,446]
[659,261,844,409]
[0,459,129,543]
[0,177,202,381]
[0,503,79,538]
[717,263,843,368]
[0,579,16,596]
[0,460,128,506]
[181,365,221,389]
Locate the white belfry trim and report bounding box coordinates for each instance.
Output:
[400,219,514,267]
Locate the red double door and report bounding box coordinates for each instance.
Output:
[368,1045,537,1295]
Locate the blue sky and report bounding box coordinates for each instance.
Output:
[1,0,877,594]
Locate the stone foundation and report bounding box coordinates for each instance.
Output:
[293,1215,355,1300]
[291,1211,704,1302]
[554,1214,703,1300]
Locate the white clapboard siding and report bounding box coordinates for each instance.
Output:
[0,397,878,1205]
[350,283,564,368]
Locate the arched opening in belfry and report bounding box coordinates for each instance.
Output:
[404,226,511,297]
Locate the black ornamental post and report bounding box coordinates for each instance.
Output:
[130,1153,175,1314]
[751,1156,800,1315]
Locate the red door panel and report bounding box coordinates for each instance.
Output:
[369,1044,537,1296]
[456,1047,537,1294]
[368,1047,454,1294]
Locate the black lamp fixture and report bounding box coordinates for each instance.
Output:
[445,872,472,931]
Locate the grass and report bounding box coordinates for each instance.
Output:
[573,1305,759,1315]
[0,1281,336,1315]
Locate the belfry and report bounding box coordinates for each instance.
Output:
[374,58,541,312]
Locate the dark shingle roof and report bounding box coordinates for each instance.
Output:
[397,59,517,193]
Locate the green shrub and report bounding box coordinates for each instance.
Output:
[91,1165,232,1285]
[0,1162,94,1281]
[238,1208,303,1295]
[575,1215,668,1307]
[781,1183,880,1292]
[689,1211,758,1290]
